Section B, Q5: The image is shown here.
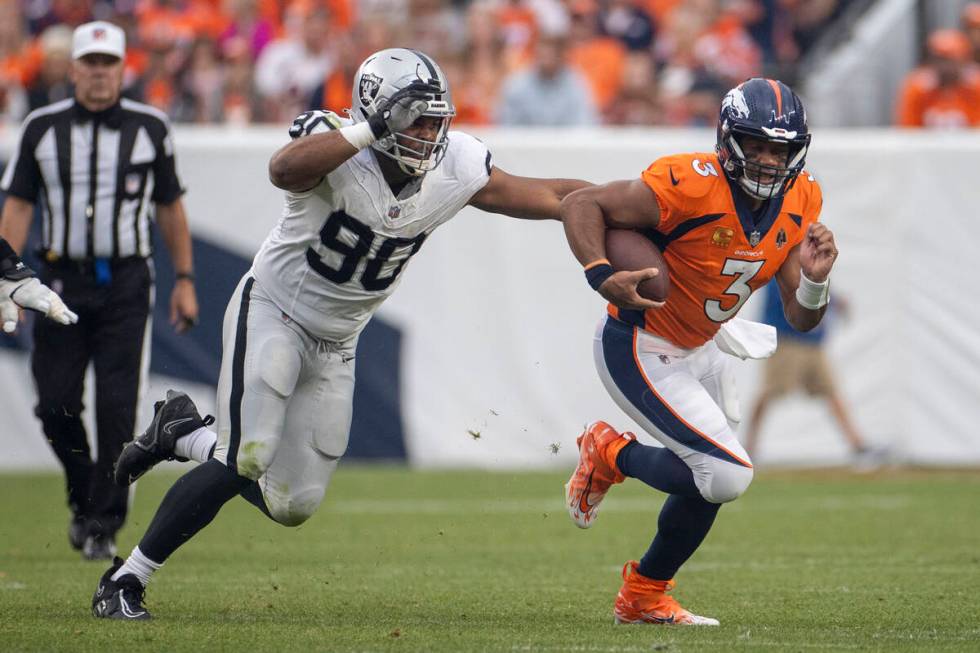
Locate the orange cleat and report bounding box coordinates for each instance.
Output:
[613,560,720,626]
[564,421,635,529]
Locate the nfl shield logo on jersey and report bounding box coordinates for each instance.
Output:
[387,205,401,219]
[749,230,761,247]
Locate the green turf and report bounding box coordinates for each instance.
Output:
[1,467,978,652]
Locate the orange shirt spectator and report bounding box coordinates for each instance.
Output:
[896,68,980,128]
[568,7,626,112]
[896,30,980,128]
[287,0,354,31]
[962,2,980,64]
[645,0,682,24]
[695,12,761,85]
[497,0,538,56]
[568,38,626,111]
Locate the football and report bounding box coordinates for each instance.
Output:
[605,229,670,302]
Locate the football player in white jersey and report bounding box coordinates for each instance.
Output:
[91,48,591,620]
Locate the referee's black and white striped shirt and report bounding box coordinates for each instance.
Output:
[0,97,184,260]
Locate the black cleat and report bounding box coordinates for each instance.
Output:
[114,390,214,486]
[69,515,87,551]
[92,557,151,620]
[82,533,117,561]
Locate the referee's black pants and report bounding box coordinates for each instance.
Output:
[32,257,153,538]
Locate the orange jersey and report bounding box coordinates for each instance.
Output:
[608,152,822,349]
[895,67,980,128]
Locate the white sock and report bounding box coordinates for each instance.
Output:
[111,546,162,587]
[174,426,218,462]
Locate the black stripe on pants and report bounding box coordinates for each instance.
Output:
[226,277,254,474]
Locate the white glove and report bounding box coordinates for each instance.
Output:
[0,277,79,333]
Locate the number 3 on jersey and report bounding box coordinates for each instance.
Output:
[704,258,764,322]
[306,210,426,291]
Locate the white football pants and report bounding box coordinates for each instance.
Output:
[212,274,356,526]
[594,315,753,504]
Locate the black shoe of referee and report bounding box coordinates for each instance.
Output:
[114,389,214,486]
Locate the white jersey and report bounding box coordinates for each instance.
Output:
[252,111,492,341]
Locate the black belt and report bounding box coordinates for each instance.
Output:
[41,255,146,285]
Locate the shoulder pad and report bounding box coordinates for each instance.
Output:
[289,110,344,139]
[643,152,724,201]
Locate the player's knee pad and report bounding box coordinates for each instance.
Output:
[699,462,754,504]
[252,336,302,399]
[264,485,325,527]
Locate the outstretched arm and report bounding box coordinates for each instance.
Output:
[467,166,590,220]
[559,179,664,310]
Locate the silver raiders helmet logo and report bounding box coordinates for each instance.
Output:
[359,73,383,106]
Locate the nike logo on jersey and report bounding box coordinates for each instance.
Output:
[669,167,680,186]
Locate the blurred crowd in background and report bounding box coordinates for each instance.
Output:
[0,0,978,128]
[0,0,855,127]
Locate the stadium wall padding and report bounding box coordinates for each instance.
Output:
[2,127,978,469]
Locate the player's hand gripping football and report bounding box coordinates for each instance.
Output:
[598,269,665,311]
[367,82,438,139]
[0,277,79,333]
[799,223,838,282]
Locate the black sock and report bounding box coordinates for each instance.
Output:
[638,493,721,580]
[616,441,700,497]
[239,481,274,520]
[139,459,252,562]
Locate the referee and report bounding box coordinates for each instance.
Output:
[0,21,199,561]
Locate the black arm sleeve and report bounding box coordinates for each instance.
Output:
[150,119,185,204]
[0,238,34,280]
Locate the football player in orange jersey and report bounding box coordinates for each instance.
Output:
[559,78,838,626]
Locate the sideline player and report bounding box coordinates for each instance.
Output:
[0,237,77,331]
[90,48,590,619]
[560,78,838,625]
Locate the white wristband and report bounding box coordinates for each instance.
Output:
[338,122,377,150]
[796,271,830,310]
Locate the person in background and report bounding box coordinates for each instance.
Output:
[27,25,74,111]
[254,4,335,122]
[742,281,885,469]
[961,2,980,65]
[496,33,598,126]
[895,29,980,128]
[0,21,198,561]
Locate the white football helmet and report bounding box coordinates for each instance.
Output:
[350,48,455,176]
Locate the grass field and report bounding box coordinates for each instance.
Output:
[1,467,979,652]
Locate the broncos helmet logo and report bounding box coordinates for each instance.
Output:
[722,87,750,120]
